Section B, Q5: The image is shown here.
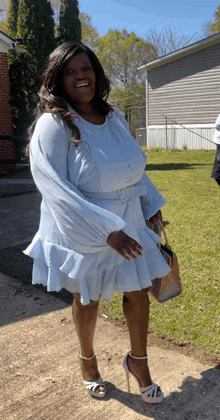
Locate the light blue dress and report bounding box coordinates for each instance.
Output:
[24,106,170,305]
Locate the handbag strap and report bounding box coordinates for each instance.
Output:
[156,218,169,247]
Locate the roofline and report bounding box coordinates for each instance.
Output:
[137,32,220,71]
[0,30,14,47]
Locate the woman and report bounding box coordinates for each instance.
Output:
[24,42,170,403]
[211,114,220,186]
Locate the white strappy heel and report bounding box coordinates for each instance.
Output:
[123,352,164,404]
[78,353,106,398]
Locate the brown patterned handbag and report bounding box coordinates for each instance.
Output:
[149,219,182,303]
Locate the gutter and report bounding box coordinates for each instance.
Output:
[138,32,220,71]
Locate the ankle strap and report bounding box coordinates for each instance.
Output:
[78,352,95,361]
[129,351,148,359]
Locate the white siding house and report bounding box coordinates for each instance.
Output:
[138,33,220,149]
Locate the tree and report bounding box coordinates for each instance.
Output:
[59,0,81,43]
[201,21,213,39]
[8,0,56,135]
[145,26,197,57]
[80,13,99,49]
[0,15,8,34]
[96,29,155,126]
[6,0,19,39]
[8,48,37,136]
[17,0,56,73]
[209,5,220,34]
[96,29,156,88]
[109,82,146,135]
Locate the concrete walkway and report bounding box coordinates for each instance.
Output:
[0,191,40,250]
[0,178,36,198]
[1,272,220,420]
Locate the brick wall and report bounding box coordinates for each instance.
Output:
[0,52,16,172]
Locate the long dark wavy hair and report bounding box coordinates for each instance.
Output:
[27,42,113,152]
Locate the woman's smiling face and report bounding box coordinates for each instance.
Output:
[62,52,96,107]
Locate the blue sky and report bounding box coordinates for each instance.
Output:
[78,0,219,40]
[0,0,219,41]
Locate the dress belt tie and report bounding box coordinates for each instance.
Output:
[82,180,148,203]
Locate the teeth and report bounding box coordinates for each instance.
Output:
[75,83,89,88]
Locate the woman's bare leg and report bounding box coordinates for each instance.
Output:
[123,288,157,389]
[72,293,104,391]
[72,293,98,359]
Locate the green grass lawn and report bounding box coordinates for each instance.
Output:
[99,149,220,359]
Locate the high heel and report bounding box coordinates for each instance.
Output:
[123,352,164,404]
[78,352,106,398]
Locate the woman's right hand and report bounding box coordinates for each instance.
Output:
[106,230,143,261]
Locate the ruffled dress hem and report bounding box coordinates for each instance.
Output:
[24,225,170,306]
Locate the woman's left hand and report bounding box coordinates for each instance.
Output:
[149,210,162,225]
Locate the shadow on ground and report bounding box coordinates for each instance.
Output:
[102,367,220,419]
[0,241,73,309]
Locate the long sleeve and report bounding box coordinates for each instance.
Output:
[30,113,126,254]
[140,172,165,220]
